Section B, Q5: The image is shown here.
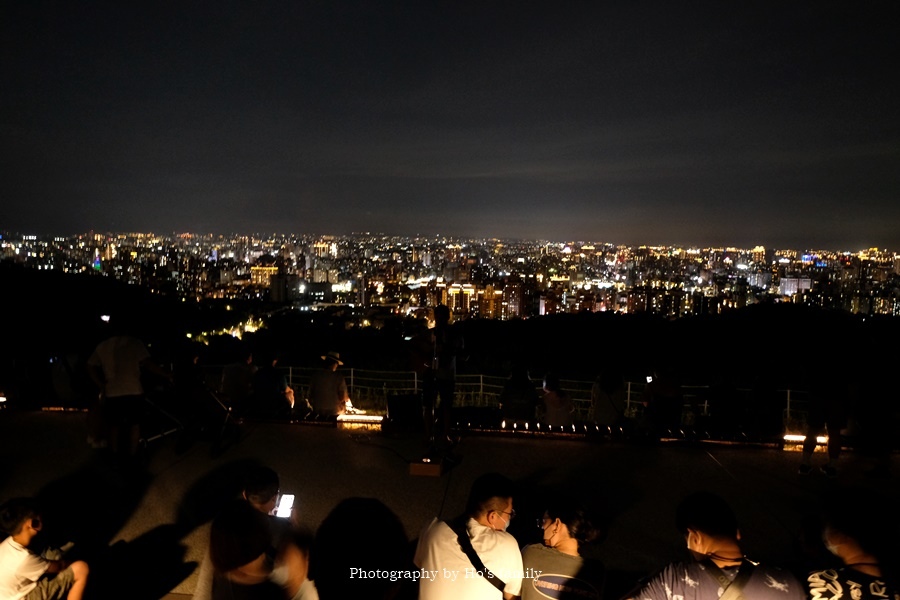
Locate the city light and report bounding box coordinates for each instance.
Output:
[783,434,828,444]
[3,232,898,319]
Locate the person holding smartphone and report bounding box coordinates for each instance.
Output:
[193,467,317,600]
[0,498,90,600]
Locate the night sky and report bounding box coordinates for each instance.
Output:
[2,2,898,248]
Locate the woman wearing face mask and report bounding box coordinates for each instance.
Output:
[520,498,604,600]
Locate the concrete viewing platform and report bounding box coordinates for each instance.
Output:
[1,409,897,599]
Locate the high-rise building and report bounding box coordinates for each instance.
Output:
[481,285,503,319]
[447,283,476,315]
[250,265,279,287]
[503,281,523,320]
[751,245,766,265]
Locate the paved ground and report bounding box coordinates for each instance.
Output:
[1,409,897,599]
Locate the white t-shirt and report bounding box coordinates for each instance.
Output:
[87,335,150,397]
[414,518,524,600]
[0,536,49,600]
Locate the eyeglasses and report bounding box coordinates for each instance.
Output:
[536,517,550,529]
[496,509,516,520]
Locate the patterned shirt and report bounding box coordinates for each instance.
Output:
[807,568,899,600]
[633,560,806,600]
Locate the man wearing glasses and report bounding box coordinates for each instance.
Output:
[414,473,524,600]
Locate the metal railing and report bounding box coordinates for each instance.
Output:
[201,365,816,430]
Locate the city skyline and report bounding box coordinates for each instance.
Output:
[5,229,898,320]
[5,228,900,255]
[2,2,898,248]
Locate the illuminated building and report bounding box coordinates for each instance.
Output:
[6,232,898,323]
[626,289,648,314]
[751,245,767,265]
[502,281,523,319]
[250,265,279,287]
[447,283,476,315]
[313,240,337,258]
[778,277,811,296]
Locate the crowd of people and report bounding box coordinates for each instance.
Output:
[2,468,896,600]
[4,310,896,599]
[76,307,895,484]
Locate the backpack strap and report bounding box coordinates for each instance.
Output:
[445,518,507,593]
[700,559,756,600]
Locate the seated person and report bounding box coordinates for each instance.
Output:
[312,498,409,600]
[807,491,897,600]
[415,472,524,600]
[193,467,316,600]
[521,497,603,600]
[208,500,313,600]
[307,352,348,418]
[0,498,89,600]
[209,500,285,600]
[627,491,805,600]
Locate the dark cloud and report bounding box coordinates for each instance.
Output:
[2,1,898,248]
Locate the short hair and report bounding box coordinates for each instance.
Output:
[466,473,516,518]
[243,466,280,505]
[545,497,599,544]
[313,498,409,600]
[675,492,738,539]
[434,304,451,324]
[0,498,39,536]
[209,500,272,573]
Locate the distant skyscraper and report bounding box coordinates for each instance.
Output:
[447,283,476,315]
[751,245,766,265]
[250,265,279,287]
[481,285,503,319]
[778,277,812,296]
[503,281,523,319]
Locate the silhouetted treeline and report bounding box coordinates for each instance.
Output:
[3,263,898,409]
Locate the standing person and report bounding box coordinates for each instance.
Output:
[220,347,256,418]
[0,498,90,600]
[422,305,463,447]
[798,371,848,478]
[540,373,574,430]
[251,352,295,420]
[626,491,805,600]
[414,472,523,600]
[590,367,627,431]
[640,366,684,438]
[306,352,348,418]
[86,315,171,457]
[521,498,603,600]
[498,364,539,425]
